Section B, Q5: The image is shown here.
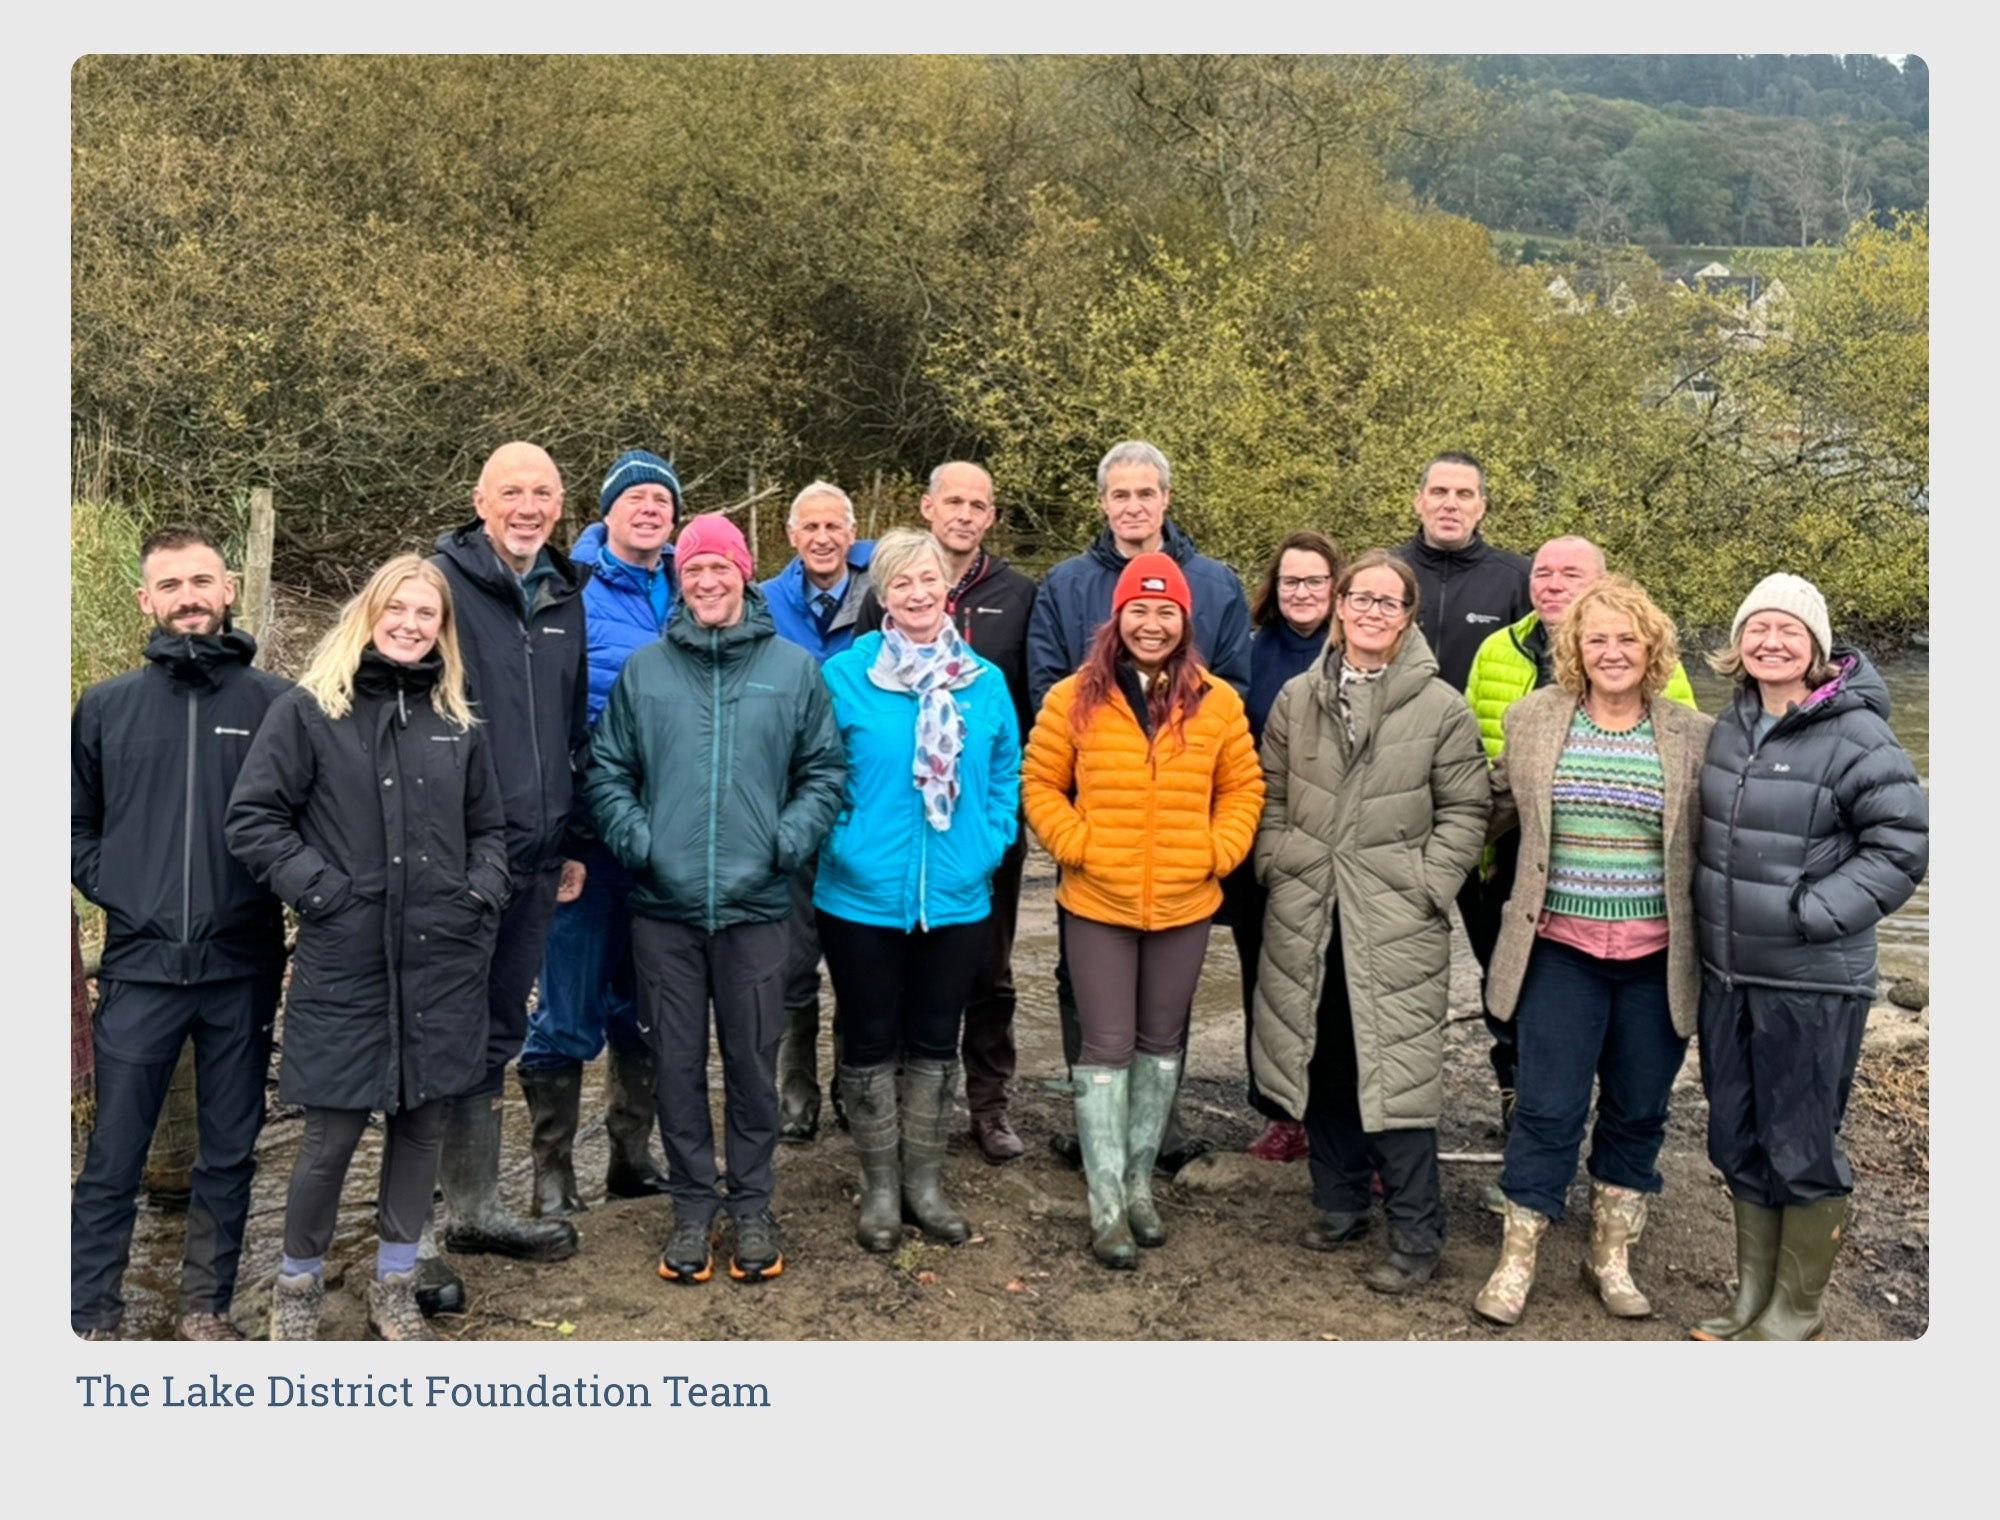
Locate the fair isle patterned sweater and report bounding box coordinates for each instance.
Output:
[1544,709,1667,921]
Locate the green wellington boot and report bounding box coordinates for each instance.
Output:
[1073,1066,1137,1269]
[1736,1197,1850,1342]
[1690,1198,1783,1340]
[1124,1054,1180,1248]
[838,1062,902,1253]
[900,1058,972,1244]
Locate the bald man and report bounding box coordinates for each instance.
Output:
[419,441,590,1303]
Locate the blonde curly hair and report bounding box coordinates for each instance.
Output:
[1552,575,1680,702]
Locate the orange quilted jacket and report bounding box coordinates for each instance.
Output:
[1023,671,1264,931]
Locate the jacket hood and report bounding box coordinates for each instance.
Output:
[665,582,779,660]
[1086,515,1201,574]
[143,626,260,686]
[1315,623,1444,720]
[433,519,588,599]
[1728,644,1891,732]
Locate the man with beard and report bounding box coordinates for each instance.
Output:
[71,526,292,1339]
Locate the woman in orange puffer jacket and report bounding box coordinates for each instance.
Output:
[1022,553,1264,1268]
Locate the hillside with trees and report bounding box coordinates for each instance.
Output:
[71,55,1928,640]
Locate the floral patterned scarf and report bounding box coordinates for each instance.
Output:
[878,618,980,831]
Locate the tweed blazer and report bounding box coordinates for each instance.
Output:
[1484,685,1715,1036]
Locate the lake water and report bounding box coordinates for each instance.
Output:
[1685,648,1929,963]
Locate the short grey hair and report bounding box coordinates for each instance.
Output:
[788,480,855,530]
[868,526,950,596]
[1095,440,1171,496]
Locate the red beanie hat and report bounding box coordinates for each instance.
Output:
[1112,552,1192,617]
[674,513,755,585]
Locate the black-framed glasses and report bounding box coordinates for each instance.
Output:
[1341,591,1407,615]
[1278,575,1332,594]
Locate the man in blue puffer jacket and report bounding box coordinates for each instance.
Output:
[517,449,681,1219]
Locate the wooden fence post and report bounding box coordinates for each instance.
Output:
[240,486,275,638]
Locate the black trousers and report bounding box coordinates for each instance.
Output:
[1697,975,1873,1206]
[1457,831,1521,1091]
[1301,910,1444,1253]
[71,972,279,1332]
[475,863,563,1096]
[962,822,1028,1117]
[632,915,788,1223]
[1220,859,1287,1119]
[817,909,988,1067]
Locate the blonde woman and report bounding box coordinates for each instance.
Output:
[226,555,510,1340]
[1472,576,1712,1328]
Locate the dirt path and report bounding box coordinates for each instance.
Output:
[96,846,1930,1343]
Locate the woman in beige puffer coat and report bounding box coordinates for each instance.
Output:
[1251,550,1489,1294]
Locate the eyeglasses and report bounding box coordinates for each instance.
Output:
[1341,591,1407,615]
[1278,575,1332,594]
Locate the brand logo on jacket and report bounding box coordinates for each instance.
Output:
[1464,612,1502,625]
[213,726,251,736]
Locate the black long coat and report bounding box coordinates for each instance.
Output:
[225,650,511,1111]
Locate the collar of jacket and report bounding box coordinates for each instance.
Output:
[354,645,443,705]
[433,520,589,607]
[143,626,258,688]
[1304,624,1443,760]
[1402,530,1495,572]
[572,518,674,595]
[665,584,779,660]
[1086,515,1200,573]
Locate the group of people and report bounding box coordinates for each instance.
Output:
[71,439,1927,1344]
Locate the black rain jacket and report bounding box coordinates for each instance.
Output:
[431,523,591,876]
[71,627,292,985]
[225,650,511,1112]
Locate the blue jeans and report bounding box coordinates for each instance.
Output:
[521,845,646,1070]
[1499,938,1687,1222]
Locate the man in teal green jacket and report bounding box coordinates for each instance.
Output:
[585,514,845,1287]
[1463,536,1697,1196]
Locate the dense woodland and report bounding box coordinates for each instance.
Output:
[70,54,1928,643]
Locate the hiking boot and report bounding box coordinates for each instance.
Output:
[78,1325,121,1342]
[971,1112,1026,1164]
[1364,1231,1441,1295]
[367,1270,437,1342]
[729,1210,785,1283]
[414,1208,466,1317]
[176,1310,243,1341]
[1301,1209,1371,1251]
[1247,1119,1309,1162]
[270,1273,325,1342]
[658,1214,716,1286]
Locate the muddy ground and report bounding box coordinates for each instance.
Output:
[87,845,1930,1343]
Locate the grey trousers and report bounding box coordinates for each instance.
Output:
[631,915,789,1222]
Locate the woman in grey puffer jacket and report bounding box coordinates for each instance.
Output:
[1689,574,1927,1342]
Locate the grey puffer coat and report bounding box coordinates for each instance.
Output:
[226,650,511,1112]
[1250,628,1490,1131]
[1694,648,1927,995]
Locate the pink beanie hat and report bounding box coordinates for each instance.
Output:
[674,513,755,585]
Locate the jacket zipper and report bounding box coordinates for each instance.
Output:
[522,626,545,849]
[181,683,198,966]
[705,625,722,931]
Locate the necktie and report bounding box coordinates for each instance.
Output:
[813,591,836,632]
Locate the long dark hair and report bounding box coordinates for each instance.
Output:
[1070,606,1209,754]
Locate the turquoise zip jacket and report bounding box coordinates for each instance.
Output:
[813,631,1022,932]
[1466,609,1698,761]
[584,588,845,931]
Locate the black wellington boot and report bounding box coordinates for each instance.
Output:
[517,1063,586,1218]
[603,1048,672,1199]
[439,1093,580,1262]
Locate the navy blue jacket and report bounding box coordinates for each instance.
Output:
[1025,519,1252,714]
[72,628,292,986]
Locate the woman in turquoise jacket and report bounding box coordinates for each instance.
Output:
[815,527,1022,1255]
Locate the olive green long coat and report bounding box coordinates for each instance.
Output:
[1250,629,1490,1132]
